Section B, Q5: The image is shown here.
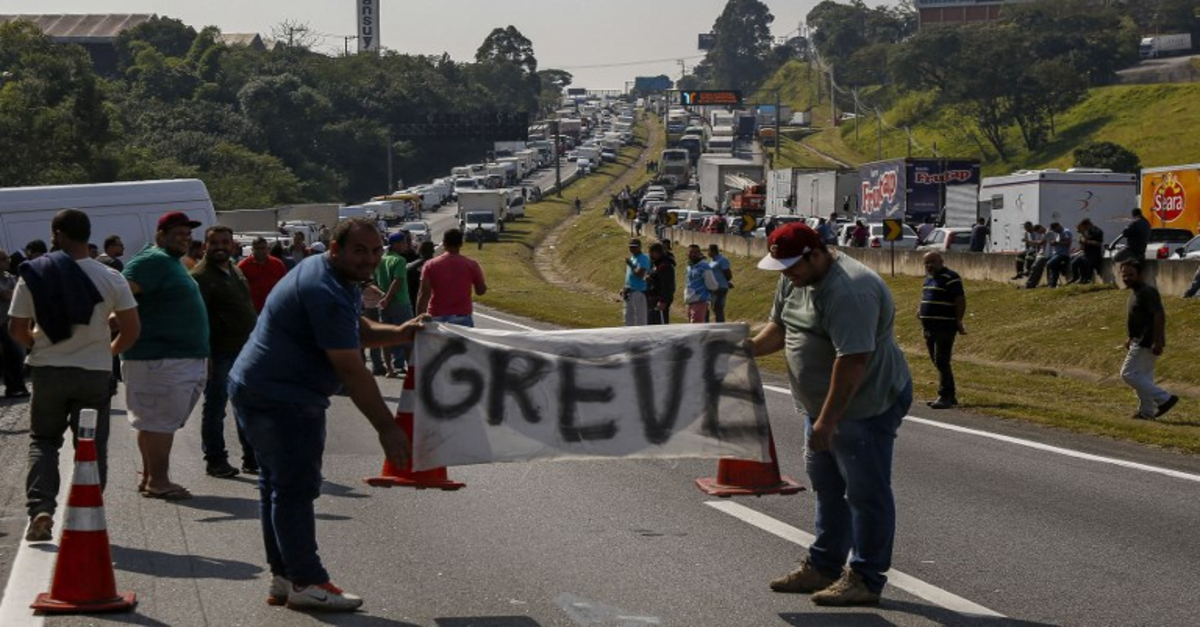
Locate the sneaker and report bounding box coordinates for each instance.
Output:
[286,582,363,612]
[267,575,290,606]
[1132,412,1155,421]
[1156,395,1179,418]
[927,397,958,410]
[1010,274,1024,280]
[811,569,881,607]
[241,463,260,476]
[206,460,240,478]
[769,558,836,594]
[25,512,53,542]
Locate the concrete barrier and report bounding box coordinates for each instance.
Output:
[622,217,1200,297]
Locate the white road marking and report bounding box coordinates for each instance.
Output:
[706,501,1005,619]
[0,450,75,626]
[474,312,538,332]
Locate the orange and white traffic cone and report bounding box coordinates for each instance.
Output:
[32,409,136,614]
[363,366,465,491]
[695,430,804,498]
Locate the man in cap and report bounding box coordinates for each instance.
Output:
[122,211,210,500]
[376,231,412,374]
[623,239,650,326]
[751,223,912,607]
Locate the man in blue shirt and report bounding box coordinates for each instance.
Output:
[623,239,650,326]
[918,252,966,409]
[706,244,733,322]
[228,217,426,612]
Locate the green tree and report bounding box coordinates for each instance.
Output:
[202,142,302,210]
[476,26,538,74]
[114,16,196,72]
[1073,141,1142,173]
[704,0,776,92]
[472,26,540,112]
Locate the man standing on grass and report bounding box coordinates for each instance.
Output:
[707,244,733,323]
[1119,259,1178,420]
[683,245,717,324]
[622,239,650,326]
[919,252,966,409]
[750,223,912,607]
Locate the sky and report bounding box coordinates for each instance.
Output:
[0,0,896,89]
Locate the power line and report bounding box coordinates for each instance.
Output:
[554,54,705,71]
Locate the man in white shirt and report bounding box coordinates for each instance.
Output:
[8,209,141,543]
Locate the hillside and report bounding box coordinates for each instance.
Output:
[762,61,1200,174]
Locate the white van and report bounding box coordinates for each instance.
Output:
[0,179,216,256]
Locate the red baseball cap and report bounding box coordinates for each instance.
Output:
[758,223,823,271]
[157,211,201,231]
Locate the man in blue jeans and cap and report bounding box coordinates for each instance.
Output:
[749,222,913,607]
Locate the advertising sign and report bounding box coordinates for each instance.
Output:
[358,0,380,52]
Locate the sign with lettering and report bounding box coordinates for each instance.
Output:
[411,323,771,470]
[680,90,744,107]
[358,0,380,52]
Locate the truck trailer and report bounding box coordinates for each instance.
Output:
[1139,33,1192,59]
[858,158,981,225]
[980,170,1137,253]
[1140,163,1200,235]
[697,155,765,212]
[766,169,861,218]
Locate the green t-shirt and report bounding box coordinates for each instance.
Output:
[374,251,410,305]
[122,245,210,360]
[770,252,911,420]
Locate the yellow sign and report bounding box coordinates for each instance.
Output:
[740,215,756,233]
[1141,167,1200,233]
[883,218,903,242]
[626,208,637,220]
[666,212,679,226]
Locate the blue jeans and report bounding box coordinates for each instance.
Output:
[381,301,414,369]
[805,382,912,594]
[201,353,256,467]
[711,288,729,323]
[230,383,328,586]
[1046,253,1070,287]
[433,314,474,328]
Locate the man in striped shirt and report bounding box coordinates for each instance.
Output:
[919,252,966,409]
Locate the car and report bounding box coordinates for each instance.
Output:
[836,222,920,248]
[645,185,669,198]
[916,227,975,252]
[402,221,433,245]
[753,215,806,238]
[683,211,715,231]
[566,151,579,162]
[1107,228,1195,260]
[600,148,618,163]
[1171,235,1200,260]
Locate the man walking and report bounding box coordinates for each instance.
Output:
[416,229,487,327]
[191,225,259,477]
[683,244,718,324]
[1119,259,1178,420]
[622,239,650,326]
[228,217,426,611]
[919,252,965,409]
[707,244,733,322]
[122,211,210,500]
[646,242,675,325]
[9,209,139,541]
[238,237,288,313]
[751,223,912,607]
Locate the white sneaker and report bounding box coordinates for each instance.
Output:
[267,575,290,606]
[286,582,363,612]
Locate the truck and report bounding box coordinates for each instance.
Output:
[493,141,526,159]
[736,112,757,141]
[659,149,691,189]
[0,179,216,255]
[980,169,1137,253]
[858,158,981,225]
[759,127,777,147]
[677,134,704,162]
[556,118,583,140]
[1139,33,1192,59]
[1140,163,1200,234]
[697,154,765,212]
[457,189,509,241]
[766,169,861,218]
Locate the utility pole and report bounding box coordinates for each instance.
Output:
[906,126,913,158]
[343,35,357,56]
[386,134,394,194]
[853,85,860,142]
[829,68,836,128]
[877,110,883,160]
[774,89,781,165]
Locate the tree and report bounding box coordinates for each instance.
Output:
[476,26,538,74]
[473,26,540,112]
[114,16,196,72]
[1074,141,1142,173]
[271,20,321,50]
[705,0,776,93]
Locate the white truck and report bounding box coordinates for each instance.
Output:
[457,189,509,241]
[697,155,765,212]
[981,169,1138,253]
[1139,33,1192,59]
[0,179,216,255]
[766,169,861,218]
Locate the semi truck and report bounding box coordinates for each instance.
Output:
[1139,33,1192,59]
[659,149,691,189]
[980,169,1137,253]
[1140,163,1200,234]
[858,158,981,225]
[766,169,861,218]
[697,154,765,212]
[457,189,509,241]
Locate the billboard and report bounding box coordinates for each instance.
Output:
[634,76,673,93]
[680,90,743,107]
[1141,165,1200,233]
[358,0,380,52]
[859,158,980,222]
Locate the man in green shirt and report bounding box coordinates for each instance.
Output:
[122,211,210,500]
[375,232,412,375]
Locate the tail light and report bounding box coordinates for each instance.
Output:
[1157,246,1169,259]
[870,238,881,248]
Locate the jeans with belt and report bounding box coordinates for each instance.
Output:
[230,383,329,586]
[804,381,912,594]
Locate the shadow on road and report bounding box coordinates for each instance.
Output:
[310,614,420,627]
[782,600,1060,626]
[323,480,371,499]
[81,613,173,626]
[177,494,258,522]
[111,544,262,580]
[436,618,543,627]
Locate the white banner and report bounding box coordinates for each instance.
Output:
[358,0,380,52]
[411,323,771,471]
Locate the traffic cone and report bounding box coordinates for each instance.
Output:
[364,366,465,490]
[32,409,136,614]
[695,430,804,498]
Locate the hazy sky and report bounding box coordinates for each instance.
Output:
[0,0,895,88]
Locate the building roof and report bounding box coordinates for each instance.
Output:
[216,33,264,48]
[0,14,154,44]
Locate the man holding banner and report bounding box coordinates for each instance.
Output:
[751,223,912,607]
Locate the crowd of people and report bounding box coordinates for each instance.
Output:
[623,240,733,326]
[5,208,488,611]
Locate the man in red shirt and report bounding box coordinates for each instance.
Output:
[416,229,486,327]
[237,237,288,312]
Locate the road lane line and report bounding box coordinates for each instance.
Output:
[762,384,1200,484]
[473,312,538,332]
[705,501,1005,619]
[0,451,75,626]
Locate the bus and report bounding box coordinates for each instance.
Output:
[660,149,691,189]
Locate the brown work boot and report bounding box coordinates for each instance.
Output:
[25,512,53,542]
[811,569,882,606]
[769,558,836,593]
